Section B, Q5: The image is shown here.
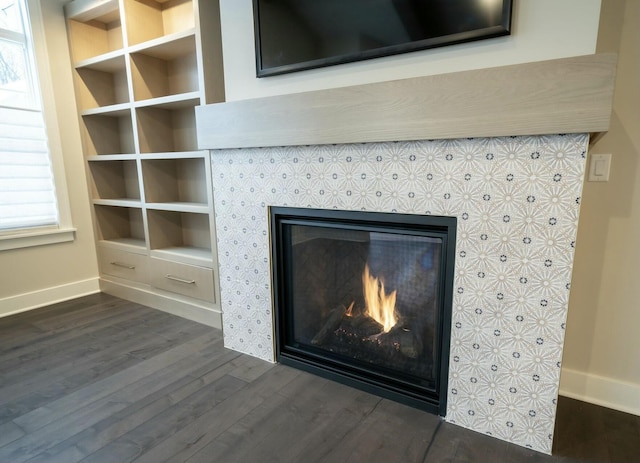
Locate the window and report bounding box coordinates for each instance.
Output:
[0,0,74,250]
[0,0,37,108]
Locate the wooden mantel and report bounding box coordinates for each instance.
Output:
[196,53,616,150]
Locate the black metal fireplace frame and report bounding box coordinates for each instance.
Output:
[270,207,456,415]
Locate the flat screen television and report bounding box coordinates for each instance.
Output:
[253,0,513,77]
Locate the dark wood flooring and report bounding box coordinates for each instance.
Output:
[0,293,638,462]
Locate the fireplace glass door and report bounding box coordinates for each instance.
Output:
[271,207,455,414]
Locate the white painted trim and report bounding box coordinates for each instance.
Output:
[27,0,76,237]
[560,367,640,416]
[100,279,223,329]
[0,277,100,317]
[0,227,76,251]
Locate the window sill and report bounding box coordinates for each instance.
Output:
[0,227,76,251]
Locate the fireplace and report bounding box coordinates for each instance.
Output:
[206,134,592,452]
[271,207,456,413]
[195,55,615,454]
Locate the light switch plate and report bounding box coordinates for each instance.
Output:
[588,153,611,182]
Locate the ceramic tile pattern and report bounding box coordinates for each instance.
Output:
[211,134,589,454]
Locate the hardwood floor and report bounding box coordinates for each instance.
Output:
[0,294,638,462]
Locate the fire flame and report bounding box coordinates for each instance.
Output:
[362,265,398,333]
[345,301,355,317]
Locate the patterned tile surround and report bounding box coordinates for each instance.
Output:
[211,133,589,454]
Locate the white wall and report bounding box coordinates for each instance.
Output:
[0,0,99,314]
[220,0,601,101]
[561,0,640,416]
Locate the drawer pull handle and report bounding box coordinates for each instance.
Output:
[110,261,135,270]
[165,274,196,285]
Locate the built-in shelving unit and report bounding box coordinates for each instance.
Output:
[65,0,224,327]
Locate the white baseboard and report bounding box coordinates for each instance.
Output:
[560,367,640,416]
[0,278,101,318]
[100,279,222,329]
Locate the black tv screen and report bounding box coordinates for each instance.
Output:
[253,0,513,77]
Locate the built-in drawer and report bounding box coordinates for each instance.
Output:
[98,248,149,284]
[149,258,215,302]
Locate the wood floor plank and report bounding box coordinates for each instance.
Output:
[186,373,390,463]
[0,328,227,461]
[13,333,225,433]
[29,298,143,332]
[0,302,141,365]
[24,349,243,463]
[183,369,425,463]
[0,295,131,353]
[182,372,332,463]
[0,323,178,418]
[0,293,109,326]
[226,355,274,382]
[2,306,185,386]
[601,404,640,462]
[78,374,247,463]
[315,397,439,463]
[0,389,140,463]
[0,421,25,447]
[552,397,640,463]
[0,305,163,381]
[1,294,639,463]
[552,396,610,462]
[131,364,302,463]
[1,318,216,427]
[0,323,46,353]
[0,306,169,381]
[424,421,554,463]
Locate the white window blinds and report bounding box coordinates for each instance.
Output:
[0,107,57,230]
[0,0,59,232]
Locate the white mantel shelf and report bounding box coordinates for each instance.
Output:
[196,53,616,149]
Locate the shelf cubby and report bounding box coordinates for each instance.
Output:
[130,34,198,101]
[94,204,146,250]
[141,157,206,205]
[82,111,135,155]
[74,55,128,110]
[124,0,194,46]
[147,209,212,263]
[135,105,197,153]
[89,159,141,201]
[66,0,123,62]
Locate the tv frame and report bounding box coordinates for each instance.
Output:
[253,0,513,77]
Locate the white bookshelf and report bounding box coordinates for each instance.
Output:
[65,0,224,326]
